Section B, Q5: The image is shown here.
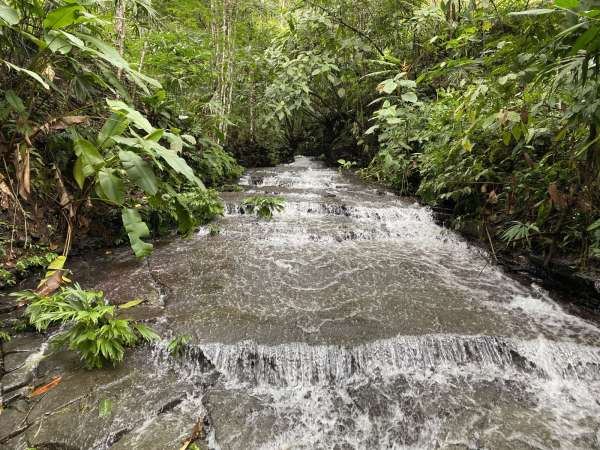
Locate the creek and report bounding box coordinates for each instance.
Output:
[2,156,600,449]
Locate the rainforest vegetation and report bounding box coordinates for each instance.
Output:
[0,0,599,361]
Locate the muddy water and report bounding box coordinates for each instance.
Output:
[3,156,600,449]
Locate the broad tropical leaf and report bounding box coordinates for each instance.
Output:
[118,150,158,196]
[122,208,153,258]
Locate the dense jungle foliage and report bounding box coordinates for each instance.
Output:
[253,0,600,269]
[1,0,599,292]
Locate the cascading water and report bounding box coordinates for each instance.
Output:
[4,156,600,450]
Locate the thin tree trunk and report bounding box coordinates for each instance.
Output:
[115,0,127,80]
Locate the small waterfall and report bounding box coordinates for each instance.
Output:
[193,335,600,387]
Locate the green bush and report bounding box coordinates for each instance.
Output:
[167,334,191,357]
[0,269,16,289]
[19,285,159,369]
[147,188,224,235]
[242,196,285,219]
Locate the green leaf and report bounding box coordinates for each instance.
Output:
[98,114,129,148]
[118,150,158,196]
[133,323,160,342]
[97,170,124,205]
[106,99,154,134]
[99,399,112,418]
[401,92,418,103]
[145,129,164,142]
[44,31,72,54]
[165,132,183,153]
[462,136,474,152]
[572,26,600,54]
[182,135,196,145]
[5,90,25,113]
[174,198,194,234]
[555,0,579,9]
[48,256,67,271]
[509,8,556,15]
[44,5,85,30]
[122,208,153,258]
[79,34,129,69]
[380,79,397,94]
[57,30,85,49]
[0,4,19,25]
[74,139,104,178]
[128,69,162,91]
[118,299,145,309]
[365,125,379,135]
[498,73,518,85]
[73,157,85,189]
[3,61,49,90]
[148,141,205,188]
[587,219,600,232]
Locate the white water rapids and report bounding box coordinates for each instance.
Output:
[4,156,600,450]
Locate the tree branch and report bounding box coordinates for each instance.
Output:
[302,0,386,58]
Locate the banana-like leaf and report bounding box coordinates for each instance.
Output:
[44,30,72,54]
[44,5,86,30]
[107,99,154,133]
[3,61,49,90]
[122,208,153,258]
[74,139,104,188]
[0,4,19,25]
[118,299,145,309]
[78,33,129,69]
[118,150,158,196]
[133,323,160,341]
[97,169,124,205]
[99,114,129,148]
[147,141,204,188]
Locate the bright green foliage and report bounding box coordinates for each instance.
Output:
[0,268,15,288]
[147,188,224,235]
[500,222,541,248]
[15,251,59,274]
[257,0,600,265]
[72,105,206,256]
[242,196,285,219]
[337,159,357,171]
[0,0,241,262]
[167,334,191,357]
[0,248,60,288]
[21,285,159,369]
[178,189,225,225]
[186,144,244,186]
[0,329,11,342]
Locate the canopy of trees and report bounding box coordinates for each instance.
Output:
[1,0,599,287]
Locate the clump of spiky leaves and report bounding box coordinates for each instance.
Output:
[167,334,191,357]
[242,196,285,219]
[19,285,158,369]
[0,329,11,343]
[499,221,540,249]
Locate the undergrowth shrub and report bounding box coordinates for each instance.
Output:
[147,188,224,235]
[242,196,285,219]
[17,285,158,369]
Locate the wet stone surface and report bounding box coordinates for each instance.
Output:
[2,156,600,449]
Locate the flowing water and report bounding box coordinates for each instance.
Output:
[3,156,600,449]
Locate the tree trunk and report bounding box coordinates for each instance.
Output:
[115,0,127,80]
